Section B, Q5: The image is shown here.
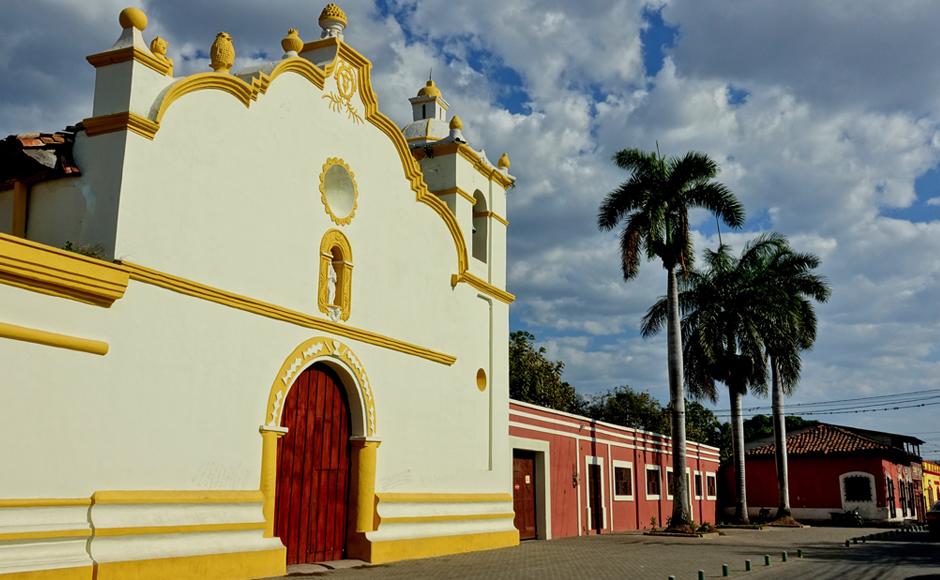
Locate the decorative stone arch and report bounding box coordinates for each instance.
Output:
[259,337,379,558]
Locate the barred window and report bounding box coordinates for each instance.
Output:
[843,475,873,502]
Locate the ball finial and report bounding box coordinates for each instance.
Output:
[118,7,148,31]
[498,153,510,170]
[449,115,463,130]
[281,28,304,54]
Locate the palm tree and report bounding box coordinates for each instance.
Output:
[598,148,743,530]
[643,235,790,523]
[759,246,830,521]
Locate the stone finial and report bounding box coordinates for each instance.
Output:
[319,3,347,39]
[448,115,466,144]
[281,28,303,57]
[449,115,463,130]
[210,32,235,73]
[498,152,510,171]
[118,7,148,31]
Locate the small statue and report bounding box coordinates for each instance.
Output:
[327,263,338,306]
[210,32,235,73]
[150,36,174,71]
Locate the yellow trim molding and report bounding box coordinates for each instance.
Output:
[83,112,159,140]
[318,158,359,226]
[93,522,264,537]
[0,566,92,580]
[0,498,91,508]
[368,529,518,564]
[378,512,514,525]
[318,229,353,321]
[377,492,513,503]
[86,46,172,76]
[0,233,128,306]
[431,187,477,205]
[92,547,285,580]
[473,210,509,227]
[412,142,515,189]
[0,529,91,542]
[90,490,263,505]
[450,272,515,304]
[121,261,455,365]
[0,322,108,356]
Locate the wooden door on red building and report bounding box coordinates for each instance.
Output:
[588,464,603,533]
[512,451,538,540]
[274,364,350,564]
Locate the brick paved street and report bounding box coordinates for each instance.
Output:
[267,527,940,580]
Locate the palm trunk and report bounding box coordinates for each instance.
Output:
[666,266,692,529]
[730,386,749,523]
[771,356,792,519]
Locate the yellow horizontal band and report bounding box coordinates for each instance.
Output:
[377,492,513,504]
[368,529,518,564]
[0,322,108,356]
[0,498,91,508]
[92,547,285,580]
[0,528,91,542]
[379,512,514,524]
[121,261,457,366]
[450,272,515,304]
[86,46,172,76]
[91,490,263,505]
[94,522,265,537]
[0,565,93,580]
[83,112,160,140]
[473,210,509,226]
[431,187,477,205]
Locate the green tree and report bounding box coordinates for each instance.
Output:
[599,147,744,530]
[585,386,669,434]
[644,235,787,523]
[509,331,584,414]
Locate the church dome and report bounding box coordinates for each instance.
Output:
[401,118,450,146]
[417,79,442,98]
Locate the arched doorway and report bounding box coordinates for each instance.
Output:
[274,363,351,564]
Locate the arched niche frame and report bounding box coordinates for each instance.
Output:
[259,336,380,555]
[318,229,353,321]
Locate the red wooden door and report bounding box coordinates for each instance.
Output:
[588,464,603,533]
[513,451,538,540]
[274,364,350,564]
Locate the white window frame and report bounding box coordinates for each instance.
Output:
[645,465,662,500]
[612,460,634,501]
[584,455,607,530]
[665,466,691,501]
[693,470,703,500]
[705,472,718,500]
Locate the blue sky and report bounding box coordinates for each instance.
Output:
[2,0,940,456]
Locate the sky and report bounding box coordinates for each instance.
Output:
[3,1,940,456]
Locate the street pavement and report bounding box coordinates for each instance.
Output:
[266,527,940,580]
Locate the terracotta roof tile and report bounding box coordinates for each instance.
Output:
[747,423,893,457]
[1,128,81,188]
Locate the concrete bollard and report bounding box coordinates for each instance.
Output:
[668,576,675,580]
[723,563,729,576]
[797,549,803,559]
[764,554,771,566]
[845,540,850,547]
[698,570,706,580]
[745,559,752,571]
[781,551,788,562]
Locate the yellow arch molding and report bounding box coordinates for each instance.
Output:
[144,42,511,301]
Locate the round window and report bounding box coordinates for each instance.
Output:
[319,158,358,225]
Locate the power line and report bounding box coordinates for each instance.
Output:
[713,392,940,418]
[731,387,940,413]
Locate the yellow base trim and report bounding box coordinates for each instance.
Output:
[0,498,91,508]
[91,490,263,505]
[0,566,92,580]
[0,322,108,356]
[379,512,514,525]
[450,272,515,304]
[0,529,90,542]
[0,233,128,306]
[122,262,456,366]
[94,522,264,537]
[377,492,513,503]
[368,529,519,564]
[93,547,285,580]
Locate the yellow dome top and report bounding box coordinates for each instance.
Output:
[118,7,148,31]
[417,79,442,98]
[449,115,463,130]
[319,3,348,27]
[498,153,510,170]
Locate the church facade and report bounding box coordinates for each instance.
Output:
[0,5,517,579]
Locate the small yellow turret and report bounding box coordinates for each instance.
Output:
[497,153,510,171]
[449,115,463,130]
[417,79,442,98]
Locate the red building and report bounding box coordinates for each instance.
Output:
[730,423,924,522]
[508,400,720,539]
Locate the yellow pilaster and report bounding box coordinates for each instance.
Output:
[350,439,380,532]
[258,426,286,538]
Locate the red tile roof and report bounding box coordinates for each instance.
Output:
[0,128,81,189]
[747,423,893,457]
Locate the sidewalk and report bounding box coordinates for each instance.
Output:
[266,526,938,580]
